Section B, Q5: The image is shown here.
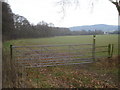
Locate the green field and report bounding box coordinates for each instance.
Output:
[3,34,118,55]
[4,34,118,45]
[3,34,119,88]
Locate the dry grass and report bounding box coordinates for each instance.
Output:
[14,56,119,88]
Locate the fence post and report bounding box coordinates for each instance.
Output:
[108,44,114,58]
[10,45,14,87]
[92,35,96,61]
[10,45,13,60]
[110,44,114,58]
[108,44,111,58]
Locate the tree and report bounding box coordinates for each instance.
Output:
[35,21,52,37]
[109,0,120,15]
[13,14,32,38]
[13,14,31,30]
[57,0,120,16]
[2,1,15,41]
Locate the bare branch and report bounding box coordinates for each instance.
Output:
[109,0,120,15]
[57,0,80,19]
[57,0,120,17]
[109,0,114,2]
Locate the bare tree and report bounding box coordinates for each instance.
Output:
[57,0,80,18]
[109,0,120,15]
[57,0,120,16]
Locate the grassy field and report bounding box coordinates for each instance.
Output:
[3,34,118,45]
[3,34,118,52]
[3,34,118,58]
[3,34,119,88]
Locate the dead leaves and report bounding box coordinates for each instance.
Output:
[22,61,119,88]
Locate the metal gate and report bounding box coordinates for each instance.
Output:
[11,44,94,68]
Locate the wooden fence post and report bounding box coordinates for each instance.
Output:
[108,44,114,58]
[10,45,17,87]
[10,45,15,87]
[92,35,96,61]
[111,44,114,58]
[108,44,111,58]
[10,45,13,60]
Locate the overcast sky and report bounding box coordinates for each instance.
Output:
[8,0,118,27]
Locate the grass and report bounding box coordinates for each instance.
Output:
[3,34,118,45]
[3,34,118,53]
[2,34,119,88]
[22,61,119,88]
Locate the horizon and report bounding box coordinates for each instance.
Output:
[69,24,119,28]
[55,24,119,28]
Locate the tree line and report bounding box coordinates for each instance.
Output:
[2,2,108,41]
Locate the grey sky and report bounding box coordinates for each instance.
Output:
[8,0,118,27]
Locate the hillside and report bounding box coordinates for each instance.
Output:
[69,24,118,32]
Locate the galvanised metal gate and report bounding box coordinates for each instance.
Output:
[11,44,94,68]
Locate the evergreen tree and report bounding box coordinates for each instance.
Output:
[2,1,14,41]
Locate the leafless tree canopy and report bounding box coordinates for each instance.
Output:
[57,0,120,15]
[57,0,80,18]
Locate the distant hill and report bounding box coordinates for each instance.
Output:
[69,24,118,32]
